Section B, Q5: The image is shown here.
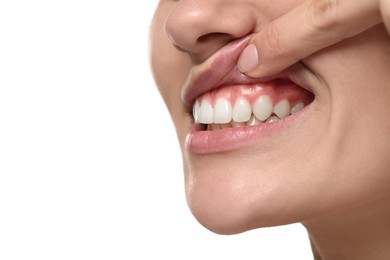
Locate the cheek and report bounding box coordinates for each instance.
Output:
[308,25,390,141]
[304,25,390,198]
[149,3,191,116]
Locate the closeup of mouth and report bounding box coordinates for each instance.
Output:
[183,36,315,153]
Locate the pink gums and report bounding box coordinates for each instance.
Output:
[196,79,313,107]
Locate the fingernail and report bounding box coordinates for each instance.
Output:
[237,44,258,73]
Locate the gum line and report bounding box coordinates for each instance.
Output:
[195,80,313,108]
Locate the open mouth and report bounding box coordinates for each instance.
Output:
[192,78,314,131]
[183,36,316,153]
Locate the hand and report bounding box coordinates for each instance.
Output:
[237,0,390,78]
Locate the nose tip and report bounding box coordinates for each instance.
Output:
[164,1,254,62]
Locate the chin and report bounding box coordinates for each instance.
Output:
[183,158,304,235]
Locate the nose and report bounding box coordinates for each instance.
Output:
[164,0,255,63]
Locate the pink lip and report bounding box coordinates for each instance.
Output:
[182,36,315,154]
[181,36,254,111]
[186,107,309,154]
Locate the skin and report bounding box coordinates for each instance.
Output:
[149,0,390,259]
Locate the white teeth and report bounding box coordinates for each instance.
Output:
[233,97,252,123]
[273,99,291,119]
[253,95,273,121]
[194,95,307,130]
[246,115,263,126]
[193,101,200,123]
[214,98,233,124]
[291,102,304,114]
[199,100,214,124]
[266,115,280,123]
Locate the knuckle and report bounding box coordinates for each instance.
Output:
[307,0,341,33]
[261,23,282,56]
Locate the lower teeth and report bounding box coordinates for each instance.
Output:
[203,114,282,131]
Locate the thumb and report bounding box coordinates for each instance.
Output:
[237,0,382,79]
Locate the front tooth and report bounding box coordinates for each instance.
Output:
[291,102,304,114]
[193,101,200,123]
[266,115,280,123]
[274,99,290,119]
[253,95,273,121]
[199,100,214,124]
[233,97,252,123]
[214,98,233,124]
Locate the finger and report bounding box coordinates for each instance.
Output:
[238,0,382,78]
[380,0,390,34]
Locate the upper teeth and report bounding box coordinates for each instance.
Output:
[193,95,305,126]
[232,97,252,123]
[253,95,273,121]
[214,98,233,124]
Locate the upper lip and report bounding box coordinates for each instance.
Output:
[181,36,314,112]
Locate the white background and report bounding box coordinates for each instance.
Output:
[0,1,312,259]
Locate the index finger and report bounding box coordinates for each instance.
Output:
[238,0,382,78]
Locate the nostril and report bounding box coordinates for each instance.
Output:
[197,32,235,44]
[192,33,238,62]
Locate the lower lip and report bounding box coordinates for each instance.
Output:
[185,104,311,154]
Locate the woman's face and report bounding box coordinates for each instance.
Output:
[150,0,390,234]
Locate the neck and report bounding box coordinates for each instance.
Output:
[303,197,390,260]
